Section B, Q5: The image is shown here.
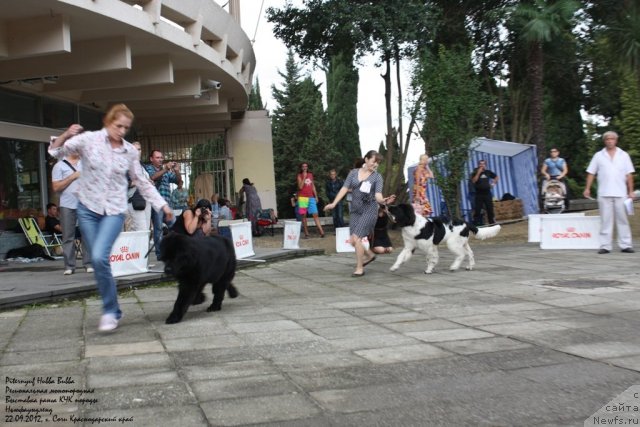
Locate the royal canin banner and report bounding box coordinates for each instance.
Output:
[230,221,255,259]
[110,231,150,277]
[540,216,600,249]
[528,213,585,243]
[283,221,301,249]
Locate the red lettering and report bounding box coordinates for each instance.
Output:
[552,232,592,239]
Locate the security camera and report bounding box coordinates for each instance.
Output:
[204,79,222,89]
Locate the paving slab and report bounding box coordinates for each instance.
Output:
[2,243,640,425]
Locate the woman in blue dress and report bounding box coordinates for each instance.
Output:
[324,150,395,277]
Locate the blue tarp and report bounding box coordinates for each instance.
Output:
[407,138,539,219]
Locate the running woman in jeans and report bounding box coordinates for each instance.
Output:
[49,104,173,332]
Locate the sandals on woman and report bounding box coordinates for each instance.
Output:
[363,256,376,267]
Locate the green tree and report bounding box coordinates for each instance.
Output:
[301,79,342,203]
[415,46,491,217]
[248,78,265,110]
[271,51,340,216]
[271,51,307,216]
[326,49,360,174]
[267,0,434,198]
[512,0,579,163]
[541,24,586,180]
[617,70,640,186]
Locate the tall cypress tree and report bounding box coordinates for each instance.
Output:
[326,49,360,174]
[271,51,338,216]
[248,78,265,110]
[272,52,304,216]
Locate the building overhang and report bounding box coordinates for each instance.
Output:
[0,0,256,133]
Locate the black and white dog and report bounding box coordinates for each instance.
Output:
[387,204,501,274]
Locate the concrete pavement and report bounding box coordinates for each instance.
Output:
[2,243,640,426]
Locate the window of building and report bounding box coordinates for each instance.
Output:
[79,107,104,131]
[0,90,40,125]
[0,138,43,230]
[43,98,76,129]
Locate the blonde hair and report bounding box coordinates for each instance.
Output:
[103,103,134,127]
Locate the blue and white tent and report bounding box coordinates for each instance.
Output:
[407,138,539,219]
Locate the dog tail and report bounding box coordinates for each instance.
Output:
[471,224,502,240]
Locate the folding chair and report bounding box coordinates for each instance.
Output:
[18,217,63,258]
[256,209,278,236]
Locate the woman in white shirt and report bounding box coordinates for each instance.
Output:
[49,104,173,332]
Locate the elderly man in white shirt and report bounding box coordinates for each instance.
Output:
[583,131,635,254]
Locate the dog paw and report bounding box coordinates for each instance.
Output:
[465,266,473,271]
[206,304,222,312]
[424,270,433,274]
[227,285,239,298]
[389,266,398,272]
[165,314,182,324]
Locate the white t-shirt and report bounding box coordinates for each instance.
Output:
[586,147,635,197]
[52,159,82,209]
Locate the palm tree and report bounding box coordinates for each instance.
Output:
[513,0,579,162]
[608,1,640,75]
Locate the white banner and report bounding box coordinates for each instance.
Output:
[283,221,301,249]
[336,227,369,253]
[110,231,150,277]
[528,213,585,242]
[230,221,255,259]
[540,216,600,249]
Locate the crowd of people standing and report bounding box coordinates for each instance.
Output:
[40,96,634,331]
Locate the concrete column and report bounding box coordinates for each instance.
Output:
[229,0,241,25]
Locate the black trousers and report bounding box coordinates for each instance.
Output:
[474,192,495,225]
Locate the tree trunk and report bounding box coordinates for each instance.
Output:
[529,41,545,164]
[391,46,404,197]
[382,52,394,195]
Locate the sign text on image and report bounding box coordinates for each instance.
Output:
[539,216,600,250]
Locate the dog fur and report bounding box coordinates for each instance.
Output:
[388,204,501,274]
[159,232,238,324]
[5,244,55,260]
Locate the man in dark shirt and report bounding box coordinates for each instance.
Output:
[471,160,499,225]
[44,202,62,235]
[325,169,345,228]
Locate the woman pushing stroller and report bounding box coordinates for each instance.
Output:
[541,147,569,213]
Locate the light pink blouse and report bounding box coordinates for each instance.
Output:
[49,129,168,215]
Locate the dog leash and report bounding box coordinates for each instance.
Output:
[381,203,396,224]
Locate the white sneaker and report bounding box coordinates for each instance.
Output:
[85,267,94,273]
[63,269,73,275]
[98,314,118,332]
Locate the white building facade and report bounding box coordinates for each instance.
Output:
[0,0,276,231]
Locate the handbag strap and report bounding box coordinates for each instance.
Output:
[63,159,77,172]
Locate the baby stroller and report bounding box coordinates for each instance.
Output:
[541,179,566,214]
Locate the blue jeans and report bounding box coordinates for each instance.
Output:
[332,201,345,228]
[77,203,125,319]
[151,208,174,257]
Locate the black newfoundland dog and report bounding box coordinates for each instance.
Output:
[159,232,238,324]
